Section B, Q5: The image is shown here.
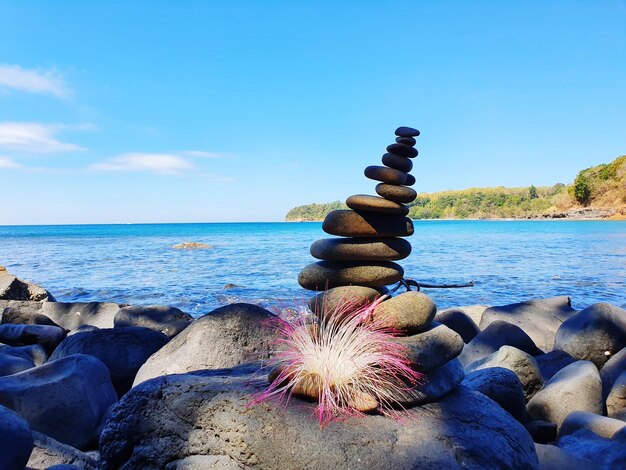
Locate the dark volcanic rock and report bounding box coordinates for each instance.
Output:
[600,346,626,399]
[372,291,436,332]
[404,173,416,186]
[0,354,117,449]
[0,324,66,352]
[435,308,481,343]
[375,183,417,204]
[0,343,47,365]
[0,404,34,470]
[364,165,407,185]
[322,210,414,237]
[114,305,192,338]
[555,429,626,469]
[39,301,122,330]
[0,268,55,302]
[395,136,416,146]
[133,303,276,386]
[382,152,413,172]
[100,365,538,469]
[559,411,626,440]
[606,370,626,420]
[310,237,412,261]
[298,261,404,291]
[0,306,61,327]
[50,327,169,397]
[463,367,527,422]
[535,350,577,382]
[526,421,557,444]
[346,194,409,215]
[0,353,34,377]
[395,126,420,137]
[386,143,418,158]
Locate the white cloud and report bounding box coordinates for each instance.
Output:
[182,150,225,158]
[0,122,86,153]
[89,153,195,175]
[0,64,70,97]
[0,156,21,169]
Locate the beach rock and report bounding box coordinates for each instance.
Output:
[527,361,603,428]
[375,183,417,204]
[68,324,99,335]
[310,237,411,261]
[26,432,98,470]
[100,365,537,469]
[372,291,436,332]
[45,466,84,470]
[601,347,626,399]
[463,367,527,421]
[0,354,117,449]
[39,301,122,330]
[404,173,416,186]
[114,305,192,338]
[465,346,544,401]
[363,165,407,185]
[0,269,55,302]
[395,136,416,146]
[391,358,465,406]
[322,209,414,238]
[50,327,169,397]
[526,420,557,444]
[0,353,34,377]
[171,241,211,250]
[388,322,464,371]
[479,297,576,352]
[0,324,66,352]
[307,286,380,316]
[0,306,61,327]
[459,320,542,366]
[559,411,626,439]
[435,308,481,343]
[164,455,243,469]
[534,444,594,470]
[0,404,34,470]
[535,350,577,382]
[386,143,418,158]
[382,152,413,172]
[606,370,626,420]
[553,302,626,367]
[345,194,409,215]
[395,126,420,137]
[555,429,626,469]
[437,304,489,328]
[0,343,47,365]
[133,303,276,386]
[298,261,404,291]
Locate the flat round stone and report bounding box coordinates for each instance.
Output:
[307,286,381,316]
[395,136,416,146]
[387,143,418,159]
[322,209,414,237]
[298,261,404,291]
[395,126,420,137]
[373,291,437,332]
[382,153,413,173]
[364,166,407,185]
[376,184,417,204]
[405,174,416,186]
[310,237,412,261]
[346,194,409,215]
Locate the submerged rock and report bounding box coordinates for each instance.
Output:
[171,242,212,250]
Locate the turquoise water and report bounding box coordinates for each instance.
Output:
[1,221,625,316]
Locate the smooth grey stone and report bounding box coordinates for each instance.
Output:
[307,286,380,317]
[526,420,557,444]
[386,143,418,158]
[0,404,34,470]
[363,165,407,185]
[606,369,626,420]
[133,304,276,387]
[39,301,123,330]
[323,209,414,238]
[50,327,169,397]
[437,305,490,327]
[535,350,577,382]
[459,320,542,366]
[100,365,538,469]
[534,443,594,470]
[0,324,66,352]
[465,346,544,401]
[389,322,464,372]
[527,361,603,428]
[0,268,54,301]
[395,126,420,137]
[559,411,626,440]
[435,308,481,343]
[26,431,98,470]
[555,429,625,469]
[0,353,33,377]
[310,237,411,261]
[373,291,436,332]
[382,152,413,172]
[480,296,576,352]
[554,302,626,367]
[463,367,527,422]
[67,324,99,336]
[0,306,61,327]
[0,343,47,365]
[601,347,626,399]
[0,354,117,449]
[395,136,416,146]
[298,261,404,291]
[345,194,410,216]
[375,183,417,204]
[114,305,193,338]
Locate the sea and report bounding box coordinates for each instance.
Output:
[1,221,625,317]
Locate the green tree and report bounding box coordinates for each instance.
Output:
[529,185,538,199]
[572,173,591,205]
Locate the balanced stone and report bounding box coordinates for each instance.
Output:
[387,143,418,158]
[322,210,414,237]
[395,126,420,137]
[395,136,416,146]
[405,174,416,186]
[372,291,436,331]
[364,165,407,185]
[346,194,409,215]
[375,183,418,204]
[382,152,413,172]
[307,286,381,316]
[310,237,411,261]
[298,261,404,290]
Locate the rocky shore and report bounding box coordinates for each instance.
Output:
[1,267,626,469]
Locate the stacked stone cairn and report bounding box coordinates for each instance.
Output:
[297,126,466,410]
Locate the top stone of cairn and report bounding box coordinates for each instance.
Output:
[395,126,420,137]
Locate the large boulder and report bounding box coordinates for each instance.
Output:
[0,343,48,365]
[434,308,480,343]
[465,346,544,400]
[600,346,626,399]
[553,302,626,368]
[479,297,576,352]
[459,320,542,367]
[0,306,61,327]
[372,291,437,332]
[527,361,603,428]
[555,429,626,469]
[39,302,123,330]
[606,370,626,420]
[463,367,527,422]
[436,305,489,328]
[0,404,34,470]
[0,353,34,377]
[133,303,276,387]
[559,411,626,440]
[114,305,193,338]
[50,327,169,396]
[0,268,54,301]
[0,324,66,352]
[26,432,99,470]
[534,444,594,470]
[99,365,539,469]
[0,354,117,449]
[535,350,577,382]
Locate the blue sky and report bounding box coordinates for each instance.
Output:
[1,1,625,224]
